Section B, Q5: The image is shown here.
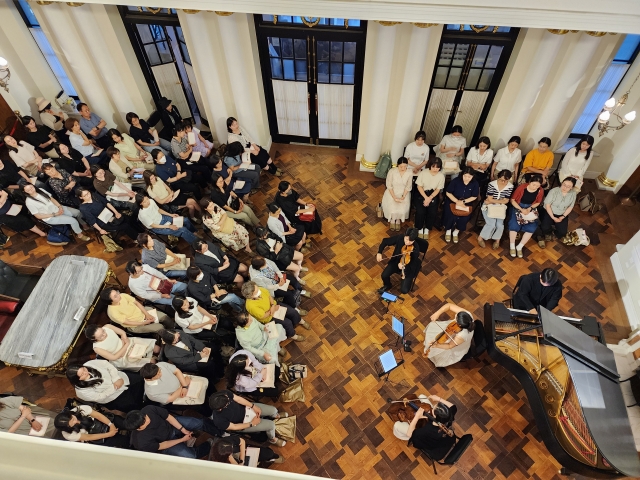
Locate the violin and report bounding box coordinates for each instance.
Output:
[423,320,462,357]
[399,244,414,279]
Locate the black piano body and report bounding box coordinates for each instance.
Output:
[484,302,640,478]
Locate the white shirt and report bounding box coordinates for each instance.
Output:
[174,297,207,334]
[128,264,168,301]
[60,405,93,442]
[74,360,129,404]
[493,146,522,173]
[466,147,494,169]
[138,198,164,229]
[404,142,430,173]
[25,192,58,216]
[203,250,221,262]
[69,132,94,157]
[560,147,592,180]
[8,142,37,168]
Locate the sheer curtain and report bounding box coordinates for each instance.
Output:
[272,80,309,137]
[317,84,353,140]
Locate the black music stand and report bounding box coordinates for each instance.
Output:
[376,349,409,390]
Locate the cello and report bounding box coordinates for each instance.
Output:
[387,397,431,429]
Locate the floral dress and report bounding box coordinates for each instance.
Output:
[203,207,249,251]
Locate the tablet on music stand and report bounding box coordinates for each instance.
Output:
[381,292,397,302]
[378,349,403,379]
[392,316,404,339]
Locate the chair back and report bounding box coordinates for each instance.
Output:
[442,433,473,465]
[0,261,18,290]
[510,276,524,306]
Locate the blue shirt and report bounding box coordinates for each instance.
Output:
[445,176,479,203]
[154,156,179,183]
[79,112,107,139]
[224,154,242,169]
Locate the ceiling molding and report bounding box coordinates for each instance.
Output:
[39,0,640,34]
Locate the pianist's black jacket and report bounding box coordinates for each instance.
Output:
[512,272,563,312]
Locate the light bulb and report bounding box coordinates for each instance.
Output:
[0,57,7,71]
[604,97,616,110]
[623,111,636,124]
[598,111,610,123]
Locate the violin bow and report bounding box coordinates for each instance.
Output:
[425,319,458,351]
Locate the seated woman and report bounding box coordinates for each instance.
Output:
[267,203,308,252]
[508,175,544,258]
[107,147,147,184]
[136,194,197,245]
[434,125,466,172]
[227,116,281,175]
[23,115,57,157]
[200,198,251,253]
[521,137,553,187]
[536,177,577,248]
[126,111,172,155]
[21,183,91,242]
[77,188,142,241]
[158,329,224,382]
[404,396,457,462]
[381,157,412,232]
[465,136,493,186]
[0,189,46,238]
[275,181,322,235]
[404,130,430,176]
[184,119,214,158]
[0,395,57,437]
[442,166,479,244]
[54,404,129,448]
[143,170,200,222]
[477,170,514,249]
[90,165,138,216]
[212,156,253,198]
[36,97,69,144]
[559,135,593,190]
[0,158,33,191]
[491,136,521,181]
[138,233,187,280]
[54,143,93,187]
[227,350,280,398]
[85,324,158,371]
[223,141,261,189]
[66,360,145,411]
[414,158,445,240]
[65,118,108,166]
[210,436,283,467]
[151,149,201,200]
[3,135,42,176]
[186,265,245,312]
[172,295,230,342]
[255,226,306,279]
[248,256,308,306]
[109,128,153,166]
[170,122,212,188]
[233,311,287,366]
[422,303,474,367]
[210,173,260,228]
[192,239,248,288]
[42,163,80,207]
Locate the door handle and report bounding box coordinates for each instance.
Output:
[307,36,311,84]
[308,93,310,115]
[312,37,317,84]
[315,94,318,116]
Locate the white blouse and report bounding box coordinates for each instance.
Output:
[560,147,592,180]
[228,128,255,147]
[466,147,494,169]
[493,146,522,173]
[435,134,467,162]
[404,142,430,172]
[74,360,129,404]
[174,297,207,334]
[9,142,38,168]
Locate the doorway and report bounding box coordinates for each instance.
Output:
[254,16,367,148]
[422,25,519,146]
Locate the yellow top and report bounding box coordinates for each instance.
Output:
[522,149,553,173]
[107,293,145,326]
[245,287,273,323]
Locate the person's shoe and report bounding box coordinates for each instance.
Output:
[445,232,452,243]
[300,247,310,254]
[296,308,308,316]
[452,232,459,244]
[275,170,283,177]
[424,230,429,240]
[190,217,202,225]
[77,234,91,241]
[300,290,311,298]
[300,319,311,330]
[388,221,394,230]
[516,248,524,258]
[47,240,68,246]
[272,455,285,464]
[269,438,287,447]
[275,412,289,419]
[510,247,516,257]
[493,240,500,250]
[545,234,553,242]
[300,266,309,272]
[538,239,546,249]
[293,334,306,342]
[477,236,485,248]
[297,278,306,286]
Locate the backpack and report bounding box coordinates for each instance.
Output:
[47,224,72,245]
[578,191,601,214]
[374,152,392,179]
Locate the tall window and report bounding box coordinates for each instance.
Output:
[570,34,640,136]
[14,0,78,97]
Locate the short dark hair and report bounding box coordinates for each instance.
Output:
[84,324,99,341]
[461,166,476,177]
[414,130,426,141]
[100,287,117,304]
[529,174,543,184]
[396,157,409,165]
[137,233,151,247]
[225,141,244,158]
[426,157,442,170]
[277,180,290,192]
[107,128,122,142]
[173,122,186,136]
[139,363,159,379]
[199,197,214,211]
[158,329,177,344]
[64,118,78,131]
[106,146,120,159]
[125,112,139,125]
[135,194,146,206]
[496,169,512,180]
[125,260,141,275]
[186,266,201,281]
[192,239,206,252]
[209,391,232,410]
[226,117,237,133]
[233,311,249,328]
[77,102,88,112]
[124,411,146,430]
[538,137,552,147]
[89,165,103,176]
[151,148,164,161]
[508,135,521,145]
[267,203,280,214]
[451,125,463,134]
[562,176,577,187]
[22,115,35,125]
[251,256,266,269]
[433,403,453,425]
[476,136,491,149]
[405,227,418,242]
[541,268,559,286]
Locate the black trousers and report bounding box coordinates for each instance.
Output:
[414,192,439,230]
[92,414,131,448]
[381,263,415,294]
[538,208,569,239]
[170,178,202,200]
[273,303,301,337]
[102,372,145,412]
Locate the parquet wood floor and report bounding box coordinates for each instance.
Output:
[1,144,639,480]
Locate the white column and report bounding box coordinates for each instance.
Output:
[390,26,433,161]
[361,23,397,169]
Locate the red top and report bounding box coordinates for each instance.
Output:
[511,183,544,205]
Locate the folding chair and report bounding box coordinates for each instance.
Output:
[418,433,473,474]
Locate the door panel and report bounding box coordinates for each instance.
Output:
[317,83,353,139]
[453,91,489,140]
[184,63,206,121]
[151,63,190,119]
[424,89,457,145]
[272,80,310,136]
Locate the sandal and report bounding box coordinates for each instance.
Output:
[477,236,485,248]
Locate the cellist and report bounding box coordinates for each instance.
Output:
[376,228,422,294]
[423,303,475,367]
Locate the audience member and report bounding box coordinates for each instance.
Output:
[248,256,309,306]
[23,116,57,156]
[90,165,139,216]
[223,141,262,188]
[559,135,593,190]
[158,329,224,382]
[54,405,129,447]
[0,395,57,437]
[3,135,42,176]
[212,155,253,198]
[414,157,444,240]
[65,118,107,165]
[138,233,187,280]
[101,287,174,334]
[186,266,245,312]
[537,177,577,248]
[109,128,153,166]
[140,362,209,413]
[477,170,514,249]
[0,189,46,238]
[136,194,198,244]
[126,260,188,307]
[491,135,521,180]
[184,119,214,158]
[41,163,80,207]
[267,203,308,252]
[381,157,412,232]
[170,122,212,187]
[0,157,32,191]
[158,97,182,140]
[54,143,93,187]
[442,166,479,243]
[226,350,280,398]
[151,148,201,200]
[126,112,172,154]
[233,311,286,366]
[255,226,306,279]
[172,295,230,341]
[466,136,493,186]
[143,170,200,222]
[200,198,251,253]
[404,130,430,175]
[210,436,283,466]
[227,117,280,175]
[210,173,260,227]
[36,97,69,142]
[77,188,142,241]
[513,268,563,313]
[107,147,144,183]
[275,181,322,235]
[85,323,158,371]
[192,238,248,287]
[435,125,466,167]
[508,175,544,258]
[78,103,110,149]
[521,137,553,187]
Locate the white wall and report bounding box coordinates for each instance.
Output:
[611,229,640,330]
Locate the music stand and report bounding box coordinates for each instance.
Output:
[376,349,406,384]
[380,291,400,314]
[392,316,405,349]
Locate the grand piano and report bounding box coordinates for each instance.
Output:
[484,302,640,478]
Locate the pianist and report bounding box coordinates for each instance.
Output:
[512,268,563,314]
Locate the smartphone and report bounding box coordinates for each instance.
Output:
[381,292,397,302]
[133,173,143,180]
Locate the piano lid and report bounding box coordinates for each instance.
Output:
[539,307,619,382]
[564,355,640,477]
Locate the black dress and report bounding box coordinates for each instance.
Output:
[256,233,294,271]
[56,150,93,188]
[275,189,322,235]
[0,161,24,189]
[194,242,240,284]
[410,405,457,460]
[0,200,35,232]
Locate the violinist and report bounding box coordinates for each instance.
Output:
[376,228,422,295]
[406,396,457,461]
[422,303,474,367]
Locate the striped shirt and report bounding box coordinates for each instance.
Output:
[486,180,513,201]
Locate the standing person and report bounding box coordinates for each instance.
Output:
[404,131,430,176]
[536,177,577,248]
[414,158,444,240]
[77,103,110,149]
[465,136,493,188]
[275,181,322,235]
[512,268,563,313]
[491,136,521,180]
[376,228,422,295]
[380,157,413,231]
[158,97,182,141]
[434,125,466,171]
[521,137,553,187]
[227,117,281,175]
[422,303,474,367]
[126,112,172,155]
[559,135,594,190]
[477,170,514,249]
[441,167,479,244]
[508,176,544,258]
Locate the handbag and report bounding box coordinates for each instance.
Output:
[228,195,241,212]
[562,228,590,246]
[449,202,473,216]
[515,208,538,225]
[289,364,307,379]
[156,279,174,295]
[274,416,297,443]
[374,152,392,179]
[164,253,190,271]
[101,234,123,253]
[278,378,305,403]
[298,204,315,222]
[486,204,507,219]
[376,203,383,218]
[578,191,601,214]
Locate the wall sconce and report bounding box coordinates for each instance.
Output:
[0,57,10,93]
[597,72,638,136]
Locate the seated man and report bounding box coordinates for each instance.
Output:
[136,194,198,245]
[158,329,224,382]
[126,260,188,306]
[101,287,174,334]
[78,102,110,149]
[124,405,213,459]
[512,268,563,314]
[192,239,247,288]
[241,281,308,342]
[376,228,422,295]
[151,148,201,200]
[249,255,309,310]
[186,266,244,312]
[209,390,287,447]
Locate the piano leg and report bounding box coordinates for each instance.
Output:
[559,467,571,476]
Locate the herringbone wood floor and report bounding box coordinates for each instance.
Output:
[1,144,639,480]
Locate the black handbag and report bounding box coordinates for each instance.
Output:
[229,195,241,211]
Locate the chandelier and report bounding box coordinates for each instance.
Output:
[0,57,9,93]
[597,72,638,136]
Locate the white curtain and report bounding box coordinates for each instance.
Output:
[272,80,309,137]
[317,84,354,140]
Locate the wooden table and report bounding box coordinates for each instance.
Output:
[0,255,118,376]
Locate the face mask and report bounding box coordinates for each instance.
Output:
[157,155,166,164]
[196,272,204,281]
[254,290,262,299]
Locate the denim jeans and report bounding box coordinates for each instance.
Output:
[163,415,209,458]
[479,207,505,240]
[217,292,245,311]
[152,215,197,244]
[45,206,84,234]
[141,138,172,156]
[163,269,187,281]
[153,281,188,306]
